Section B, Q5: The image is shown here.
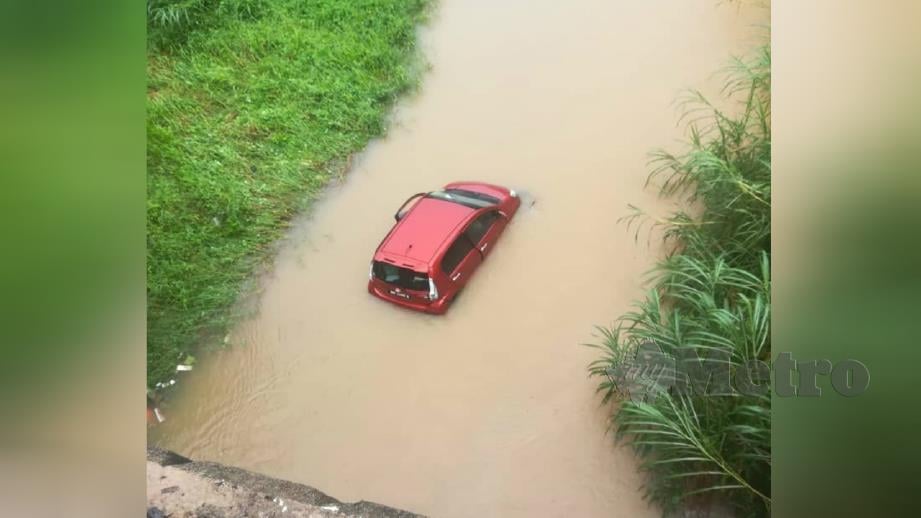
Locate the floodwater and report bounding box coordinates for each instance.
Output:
[152,1,766,516]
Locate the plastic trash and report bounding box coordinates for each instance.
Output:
[176,365,193,372]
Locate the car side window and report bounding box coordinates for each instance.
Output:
[440,236,474,274]
[465,211,499,244]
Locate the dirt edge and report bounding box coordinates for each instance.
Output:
[147,447,425,517]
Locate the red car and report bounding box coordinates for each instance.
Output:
[368,181,521,314]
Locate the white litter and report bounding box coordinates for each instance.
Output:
[176,365,193,372]
[153,408,165,423]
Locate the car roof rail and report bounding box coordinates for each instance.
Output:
[394,192,427,221]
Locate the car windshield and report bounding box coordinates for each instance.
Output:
[372,261,429,291]
[426,189,499,210]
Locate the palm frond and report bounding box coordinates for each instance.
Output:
[588,44,771,516]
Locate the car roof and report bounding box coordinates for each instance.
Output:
[378,196,475,267]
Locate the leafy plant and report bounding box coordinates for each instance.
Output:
[588,44,771,515]
[147,0,208,30]
[147,0,268,48]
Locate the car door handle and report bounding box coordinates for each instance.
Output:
[480,242,489,253]
[451,272,462,282]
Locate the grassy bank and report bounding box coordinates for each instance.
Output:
[147,0,429,385]
[588,45,771,515]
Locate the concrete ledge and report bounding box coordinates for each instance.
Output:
[147,447,423,518]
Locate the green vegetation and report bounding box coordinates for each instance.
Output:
[147,0,430,385]
[588,45,771,515]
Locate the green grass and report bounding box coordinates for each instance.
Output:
[147,0,430,385]
[588,44,771,515]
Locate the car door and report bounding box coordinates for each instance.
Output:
[440,233,482,293]
[464,209,506,258]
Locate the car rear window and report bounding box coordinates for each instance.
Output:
[372,261,429,291]
[427,189,500,209]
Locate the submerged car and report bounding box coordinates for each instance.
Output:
[368,181,521,314]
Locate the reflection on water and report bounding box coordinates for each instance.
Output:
[152,1,765,515]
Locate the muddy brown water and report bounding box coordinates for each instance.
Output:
[152,1,766,516]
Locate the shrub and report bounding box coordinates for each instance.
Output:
[588,45,771,515]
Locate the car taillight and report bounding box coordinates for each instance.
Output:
[428,278,439,300]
